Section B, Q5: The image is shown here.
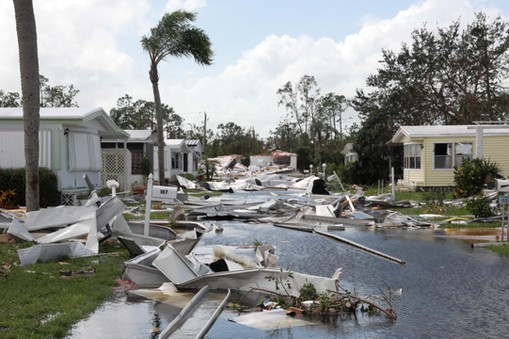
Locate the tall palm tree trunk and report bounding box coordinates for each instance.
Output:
[150,63,165,184]
[13,0,40,211]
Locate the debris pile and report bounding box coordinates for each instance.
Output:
[0,170,428,335]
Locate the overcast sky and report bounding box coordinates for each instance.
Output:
[2,0,509,138]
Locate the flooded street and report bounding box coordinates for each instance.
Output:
[69,192,509,338]
[204,222,509,338]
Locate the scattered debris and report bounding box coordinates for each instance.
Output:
[11,169,493,334]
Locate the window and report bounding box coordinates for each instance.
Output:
[454,143,473,167]
[130,150,144,174]
[434,142,472,169]
[171,152,180,169]
[127,144,144,175]
[434,143,451,169]
[101,142,124,149]
[68,132,102,171]
[404,144,422,169]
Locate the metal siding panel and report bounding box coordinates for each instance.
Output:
[51,130,62,170]
[426,170,455,187]
[88,134,102,171]
[424,137,475,186]
[483,136,509,178]
[0,130,59,169]
[39,130,52,168]
[404,169,425,184]
[0,131,25,167]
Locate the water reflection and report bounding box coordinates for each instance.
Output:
[69,210,509,338]
[68,296,170,338]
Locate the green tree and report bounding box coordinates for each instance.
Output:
[355,13,509,126]
[453,158,502,197]
[141,10,213,183]
[318,93,348,141]
[13,0,40,211]
[165,110,185,139]
[1,75,79,108]
[184,122,215,156]
[0,90,21,107]
[294,133,313,171]
[350,13,509,184]
[277,75,320,136]
[208,122,263,159]
[39,75,79,107]
[267,120,300,152]
[109,94,183,134]
[184,122,212,142]
[275,75,348,170]
[348,109,402,184]
[110,94,149,129]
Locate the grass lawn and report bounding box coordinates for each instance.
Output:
[0,240,128,338]
[486,243,509,255]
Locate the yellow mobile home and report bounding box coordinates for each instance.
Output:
[389,124,509,188]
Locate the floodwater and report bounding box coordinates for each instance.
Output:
[68,193,509,338]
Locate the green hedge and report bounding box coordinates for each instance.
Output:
[0,168,59,208]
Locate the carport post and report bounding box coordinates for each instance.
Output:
[391,167,395,201]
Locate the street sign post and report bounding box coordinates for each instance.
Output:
[499,196,509,241]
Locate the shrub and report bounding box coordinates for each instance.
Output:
[466,196,493,218]
[299,282,318,300]
[343,161,361,185]
[39,168,60,207]
[0,189,17,208]
[453,158,502,198]
[0,167,59,207]
[141,156,151,178]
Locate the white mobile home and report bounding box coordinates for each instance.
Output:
[340,143,358,165]
[101,129,156,190]
[0,107,128,192]
[153,139,200,182]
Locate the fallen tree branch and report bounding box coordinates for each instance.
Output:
[327,288,397,321]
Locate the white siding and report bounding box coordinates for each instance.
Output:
[51,130,63,170]
[0,131,24,167]
[39,130,52,168]
[0,130,53,168]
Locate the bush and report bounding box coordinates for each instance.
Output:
[299,282,318,300]
[343,161,363,185]
[141,156,151,177]
[0,167,59,207]
[466,196,493,218]
[453,158,502,198]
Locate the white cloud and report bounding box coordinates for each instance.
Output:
[161,0,505,137]
[3,0,153,109]
[2,0,508,139]
[0,2,20,91]
[165,0,206,12]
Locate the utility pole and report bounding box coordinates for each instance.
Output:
[202,112,208,149]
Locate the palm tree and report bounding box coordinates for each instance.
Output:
[141,10,213,183]
[13,0,40,211]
